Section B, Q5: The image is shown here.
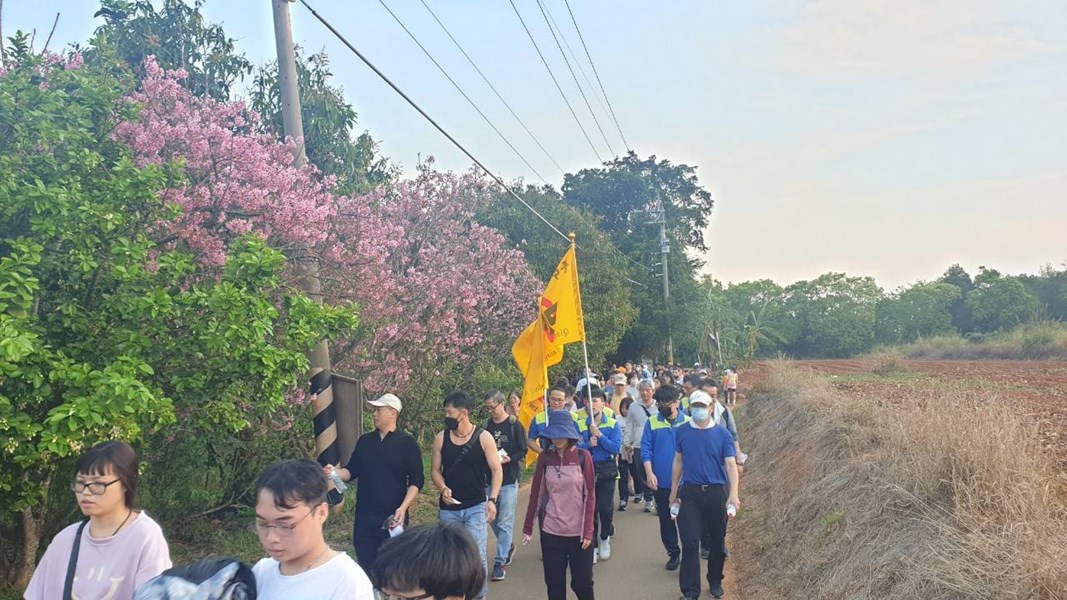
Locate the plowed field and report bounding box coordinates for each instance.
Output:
[747,359,1067,467]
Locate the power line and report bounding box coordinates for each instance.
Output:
[297,0,570,244]
[506,0,604,164]
[376,0,550,185]
[540,0,613,126]
[297,1,653,280]
[563,0,630,151]
[533,0,615,157]
[418,0,566,176]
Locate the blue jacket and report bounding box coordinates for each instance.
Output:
[529,410,586,450]
[578,411,621,463]
[640,411,690,489]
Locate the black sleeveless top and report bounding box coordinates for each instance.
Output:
[440,428,490,510]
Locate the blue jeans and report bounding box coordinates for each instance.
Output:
[487,483,519,566]
[440,503,489,599]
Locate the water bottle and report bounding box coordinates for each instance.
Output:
[328,470,347,494]
[669,501,680,520]
[726,502,737,517]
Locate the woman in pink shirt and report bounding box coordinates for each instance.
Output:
[522,410,596,600]
[25,441,171,600]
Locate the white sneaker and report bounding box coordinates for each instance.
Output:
[593,548,599,564]
[600,536,611,560]
[644,498,655,513]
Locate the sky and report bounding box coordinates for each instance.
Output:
[6,0,1066,290]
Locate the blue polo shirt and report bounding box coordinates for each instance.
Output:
[528,410,584,450]
[640,412,689,489]
[578,411,621,463]
[674,421,736,486]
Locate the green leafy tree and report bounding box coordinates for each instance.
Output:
[876,282,960,344]
[784,273,882,357]
[939,264,975,333]
[250,49,393,195]
[0,48,356,588]
[966,268,1039,332]
[1018,263,1067,321]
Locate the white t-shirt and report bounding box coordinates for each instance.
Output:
[252,552,374,600]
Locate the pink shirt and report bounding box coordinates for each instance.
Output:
[523,447,595,540]
[24,511,171,600]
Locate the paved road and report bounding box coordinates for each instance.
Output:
[488,486,740,600]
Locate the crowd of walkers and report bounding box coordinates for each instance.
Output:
[25,362,743,600]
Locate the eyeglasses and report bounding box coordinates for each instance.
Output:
[374,590,435,600]
[252,507,315,538]
[70,479,122,495]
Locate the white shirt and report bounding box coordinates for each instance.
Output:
[252,552,374,600]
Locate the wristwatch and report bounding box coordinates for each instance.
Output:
[488,497,498,504]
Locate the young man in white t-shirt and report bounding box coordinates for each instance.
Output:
[252,459,374,600]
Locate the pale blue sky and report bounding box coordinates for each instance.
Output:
[7,1,1065,289]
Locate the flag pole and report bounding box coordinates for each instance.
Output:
[570,234,594,428]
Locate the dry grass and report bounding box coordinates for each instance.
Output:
[900,322,1067,361]
[736,361,1067,599]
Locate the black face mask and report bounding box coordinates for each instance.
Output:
[658,405,674,418]
[444,416,460,431]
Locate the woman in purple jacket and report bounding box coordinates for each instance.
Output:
[522,410,596,600]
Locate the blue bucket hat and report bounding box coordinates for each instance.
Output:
[538,410,580,441]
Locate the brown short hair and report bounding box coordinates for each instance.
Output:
[76,441,139,507]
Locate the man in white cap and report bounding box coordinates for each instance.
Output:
[326,393,424,568]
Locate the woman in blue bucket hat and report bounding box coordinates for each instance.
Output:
[521,410,596,600]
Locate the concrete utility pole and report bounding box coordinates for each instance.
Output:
[271,0,339,472]
[630,202,674,366]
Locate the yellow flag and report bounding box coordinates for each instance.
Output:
[516,308,550,467]
[512,245,585,375]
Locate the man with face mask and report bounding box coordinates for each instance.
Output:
[669,391,740,600]
[640,386,690,571]
[431,391,504,599]
[623,379,657,512]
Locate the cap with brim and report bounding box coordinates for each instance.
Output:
[612,375,627,385]
[368,393,402,412]
[687,391,712,407]
[538,410,581,441]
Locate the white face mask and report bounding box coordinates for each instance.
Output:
[690,406,710,422]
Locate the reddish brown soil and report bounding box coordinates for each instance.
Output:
[746,359,1067,467]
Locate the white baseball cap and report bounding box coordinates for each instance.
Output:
[368,393,402,412]
[688,391,712,407]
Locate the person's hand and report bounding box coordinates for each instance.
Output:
[323,464,336,477]
[669,493,678,506]
[392,506,406,525]
[589,435,598,447]
[501,455,511,464]
[589,423,601,438]
[580,538,592,550]
[727,496,741,513]
[486,500,497,523]
[647,473,658,490]
[441,487,454,504]
[522,533,532,545]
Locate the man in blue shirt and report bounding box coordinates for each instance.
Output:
[579,387,622,563]
[669,391,740,600]
[527,385,581,454]
[641,385,689,571]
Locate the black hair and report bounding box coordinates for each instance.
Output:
[587,386,607,400]
[483,390,505,405]
[619,396,634,412]
[682,374,702,388]
[701,378,719,390]
[75,441,139,507]
[443,391,474,412]
[371,525,486,599]
[256,459,328,510]
[548,384,569,398]
[653,386,680,404]
[563,384,576,397]
[554,377,571,388]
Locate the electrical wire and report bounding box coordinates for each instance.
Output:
[540,0,613,126]
[563,0,630,151]
[377,0,550,185]
[533,0,615,157]
[418,0,566,176]
[506,0,604,164]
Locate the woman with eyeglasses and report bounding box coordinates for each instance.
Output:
[24,441,171,599]
[252,459,374,599]
[369,525,486,600]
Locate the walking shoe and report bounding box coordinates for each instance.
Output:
[618,500,628,511]
[633,494,643,503]
[643,498,655,513]
[700,547,711,560]
[593,548,599,564]
[665,554,680,571]
[505,543,516,566]
[710,581,724,598]
[491,564,506,582]
[599,536,611,560]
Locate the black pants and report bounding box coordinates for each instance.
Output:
[677,484,728,598]
[617,459,632,503]
[592,475,616,542]
[353,510,390,569]
[631,457,654,501]
[541,531,595,600]
[653,487,680,558]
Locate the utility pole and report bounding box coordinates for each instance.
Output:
[630,201,674,366]
[271,0,339,473]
